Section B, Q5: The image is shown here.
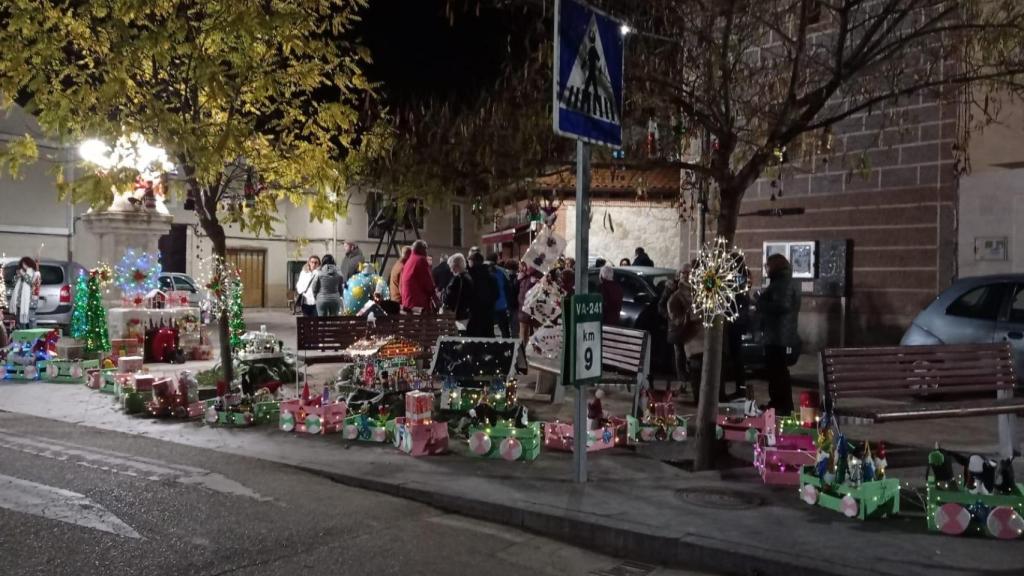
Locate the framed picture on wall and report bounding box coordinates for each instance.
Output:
[762,241,817,279]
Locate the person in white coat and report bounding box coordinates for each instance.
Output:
[295,255,321,317]
[10,257,41,329]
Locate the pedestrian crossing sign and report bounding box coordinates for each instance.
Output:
[553,0,625,148]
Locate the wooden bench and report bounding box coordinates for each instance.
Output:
[528,325,651,416]
[296,314,458,365]
[820,343,1024,457]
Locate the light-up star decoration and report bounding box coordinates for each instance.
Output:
[114,249,161,299]
[688,237,748,327]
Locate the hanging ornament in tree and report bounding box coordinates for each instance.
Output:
[199,255,245,349]
[688,237,749,328]
[114,249,161,299]
[0,268,7,310]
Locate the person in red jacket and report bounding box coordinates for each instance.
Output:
[400,240,436,313]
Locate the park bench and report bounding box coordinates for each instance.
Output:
[820,343,1024,457]
[528,324,650,416]
[296,314,458,366]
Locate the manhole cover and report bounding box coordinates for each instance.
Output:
[675,486,763,510]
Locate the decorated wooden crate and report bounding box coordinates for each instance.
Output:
[86,367,116,390]
[122,389,147,414]
[755,434,816,486]
[56,338,85,361]
[342,413,391,442]
[799,466,900,520]
[467,421,541,461]
[98,370,120,394]
[110,338,142,359]
[146,375,203,418]
[638,416,688,443]
[439,378,517,414]
[543,417,635,453]
[393,416,448,456]
[203,397,280,427]
[1,362,40,381]
[41,359,100,383]
[117,355,144,373]
[278,399,348,435]
[715,403,767,443]
[926,450,1024,539]
[432,337,520,414]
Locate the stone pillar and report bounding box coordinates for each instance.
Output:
[81,210,173,305]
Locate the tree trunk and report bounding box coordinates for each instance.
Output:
[693,188,742,470]
[199,214,234,385]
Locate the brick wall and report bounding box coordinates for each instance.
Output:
[712,93,960,348]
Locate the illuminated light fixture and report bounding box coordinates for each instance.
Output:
[619,23,632,36]
[78,134,174,180]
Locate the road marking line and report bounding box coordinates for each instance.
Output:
[0,473,141,539]
[0,429,268,501]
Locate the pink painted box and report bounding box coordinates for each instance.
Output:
[753,410,816,485]
[393,417,448,456]
[543,419,626,453]
[278,399,348,435]
[132,374,156,393]
[716,406,766,443]
[117,356,144,373]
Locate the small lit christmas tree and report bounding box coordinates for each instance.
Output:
[228,276,245,350]
[69,272,90,338]
[71,268,111,355]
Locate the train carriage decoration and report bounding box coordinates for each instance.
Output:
[927,448,1023,539]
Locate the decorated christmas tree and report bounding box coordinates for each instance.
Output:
[71,269,111,354]
[228,277,245,350]
[69,272,90,338]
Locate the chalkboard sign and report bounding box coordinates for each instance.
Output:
[812,239,849,297]
[430,337,519,383]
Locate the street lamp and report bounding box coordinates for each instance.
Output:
[77,134,173,179]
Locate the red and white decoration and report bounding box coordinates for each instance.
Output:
[935,503,971,536]
[986,506,1024,540]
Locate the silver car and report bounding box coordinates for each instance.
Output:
[157,272,202,307]
[1,258,87,329]
[901,274,1024,375]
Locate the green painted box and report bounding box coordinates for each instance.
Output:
[467,421,541,461]
[926,474,1024,538]
[202,399,280,427]
[122,390,146,414]
[799,466,900,520]
[341,414,391,442]
[42,359,100,384]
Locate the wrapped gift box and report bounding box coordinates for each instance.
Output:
[110,338,142,359]
[404,390,433,424]
[42,359,99,384]
[85,368,112,390]
[467,421,541,461]
[190,345,213,361]
[393,417,448,456]
[342,414,391,442]
[133,374,157,393]
[166,291,192,308]
[543,418,633,453]
[117,356,144,372]
[278,399,348,434]
[122,390,147,414]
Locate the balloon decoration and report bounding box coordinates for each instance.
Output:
[114,249,161,298]
[343,263,387,315]
[689,237,748,327]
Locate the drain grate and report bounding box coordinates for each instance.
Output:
[675,486,763,510]
[590,560,658,576]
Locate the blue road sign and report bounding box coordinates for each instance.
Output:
[553,0,624,148]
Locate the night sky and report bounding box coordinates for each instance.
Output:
[359,0,534,108]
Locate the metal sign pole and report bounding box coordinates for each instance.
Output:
[573,139,590,483]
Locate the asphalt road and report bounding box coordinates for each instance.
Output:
[0,412,701,576]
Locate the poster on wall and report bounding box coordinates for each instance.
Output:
[762,241,816,279]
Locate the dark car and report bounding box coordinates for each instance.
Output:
[587,266,799,377]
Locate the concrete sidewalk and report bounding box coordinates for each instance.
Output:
[1,382,1022,576]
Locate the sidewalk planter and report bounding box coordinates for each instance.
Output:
[342,414,390,442]
[543,417,634,453]
[799,466,900,520]
[754,433,816,485]
[926,476,1024,539]
[42,359,99,384]
[278,399,348,435]
[467,421,541,461]
[393,416,448,456]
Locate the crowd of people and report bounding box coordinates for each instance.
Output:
[296,241,802,416]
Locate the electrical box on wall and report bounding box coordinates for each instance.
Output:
[812,239,850,297]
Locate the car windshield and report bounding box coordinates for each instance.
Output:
[639,273,675,294]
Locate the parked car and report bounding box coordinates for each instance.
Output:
[901,274,1024,376]
[157,272,202,307]
[1,258,87,329]
[587,266,799,377]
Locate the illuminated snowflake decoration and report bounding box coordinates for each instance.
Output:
[689,237,748,327]
[197,255,242,320]
[114,250,161,298]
